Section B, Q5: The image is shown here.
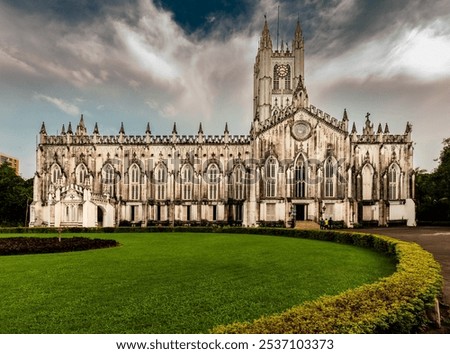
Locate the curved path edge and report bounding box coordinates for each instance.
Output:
[358,226,450,332]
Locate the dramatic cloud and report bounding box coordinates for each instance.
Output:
[0,0,449,177]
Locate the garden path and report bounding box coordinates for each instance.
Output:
[361,226,450,332]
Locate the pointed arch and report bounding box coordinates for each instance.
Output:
[50,163,62,184]
[324,157,336,198]
[233,164,246,200]
[154,163,167,200]
[265,156,278,197]
[284,64,291,90]
[206,163,220,200]
[181,163,194,200]
[294,154,307,198]
[388,163,401,200]
[75,163,88,185]
[102,163,115,197]
[361,163,374,200]
[129,163,141,200]
[273,65,280,90]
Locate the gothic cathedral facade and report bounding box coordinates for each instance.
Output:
[30,20,416,228]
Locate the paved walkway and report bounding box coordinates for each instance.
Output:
[360,227,450,307]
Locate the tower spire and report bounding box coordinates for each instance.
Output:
[276,5,280,51]
[293,17,303,49]
[40,122,47,135]
[342,108,349,121]
[76,114,87,135]
[259,16,272,49]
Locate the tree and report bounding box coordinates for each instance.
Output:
[0,162,33,226]
[416,138,450,223]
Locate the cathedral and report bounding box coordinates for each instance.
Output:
[30,19,416,228]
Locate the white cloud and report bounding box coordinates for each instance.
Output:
[387,19,450,80]
[114,21,179,81]
[34,94,81,116]
[309,16,450,85]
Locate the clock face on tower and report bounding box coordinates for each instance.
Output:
[291,121,311,141]
[276,64,288,78]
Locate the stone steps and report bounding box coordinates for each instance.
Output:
[295,220,321,230]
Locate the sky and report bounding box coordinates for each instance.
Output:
[0,0,449,178]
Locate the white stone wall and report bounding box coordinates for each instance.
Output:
[30,22,416,229]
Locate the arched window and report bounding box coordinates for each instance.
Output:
[233,165,245,200]
[294,155,307,198]
[362,164,374,200]
[102,163,115,197]
[207,164,220,200]
[181,164,194,200]
[324,158,335,198]
[265,157,277,198]
[284,65,291,90]
[388,164,400,200]
[75,164,88,185]
[129,164,141,200]
[273,65,280,90]
[50,164,61,184]
[155,164,167,200]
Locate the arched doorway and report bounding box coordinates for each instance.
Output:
[97,206,104,227]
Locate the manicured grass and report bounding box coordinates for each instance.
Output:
[0,232,396,333]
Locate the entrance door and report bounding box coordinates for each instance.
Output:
[97,206,104,227]
[295,204,307,221]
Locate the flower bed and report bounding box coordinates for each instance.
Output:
[0,237,118,256]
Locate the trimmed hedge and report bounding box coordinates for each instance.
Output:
[210,229,442,334]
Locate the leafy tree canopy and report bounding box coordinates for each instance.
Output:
[0,162,33,226]
[416,138,450,222]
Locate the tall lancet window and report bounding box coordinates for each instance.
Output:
[181,164,194,200]
[129,164,141,200]
[362,164,374,200]
[284,65,291,90]
[273,64,290,91]
[273,66,280,90]
[233,165,245,200]
[388,164,400,200]
[294,155,307,198]
[265,157,277,198]
[102,163,115,197]
[75,164,88,185]
[155,164,167,200]
[50,164,61,184]
[324,158,335,198]
[207,164,219,200]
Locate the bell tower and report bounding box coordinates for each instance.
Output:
[253,18,308,125]
[253,18,273,124]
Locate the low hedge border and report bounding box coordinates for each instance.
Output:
[0,226,442,333]
[211,229,442,334]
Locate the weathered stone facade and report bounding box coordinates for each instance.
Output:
[30,20,416,228]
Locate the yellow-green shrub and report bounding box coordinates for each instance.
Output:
[211,230,442,334]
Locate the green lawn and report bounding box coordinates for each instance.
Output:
[0,232,396,333]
